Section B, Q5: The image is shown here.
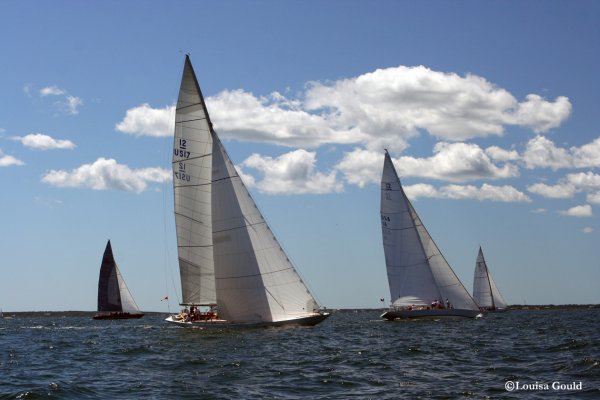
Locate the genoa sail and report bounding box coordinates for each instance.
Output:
[169,56,327,326]
[380,150,480,317]
[96,240,143,318]
[473,247,508,310]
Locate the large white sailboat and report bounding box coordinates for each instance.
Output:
[165,56,329,328]
[473,246,508,312]
[380,150,481,320]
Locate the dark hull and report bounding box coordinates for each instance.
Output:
[381,308,482,320]
[93,312,144,320]
[165,313,330,328]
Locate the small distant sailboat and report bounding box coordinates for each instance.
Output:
[93,240,144,320]
[379,150,481,320]
[165,56,329,328]
[473,247,508,312]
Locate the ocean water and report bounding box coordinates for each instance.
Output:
[1,309,598,399]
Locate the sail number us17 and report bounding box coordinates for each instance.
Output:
[174,138,191,182]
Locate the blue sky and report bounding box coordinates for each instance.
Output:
[1,1,599,311]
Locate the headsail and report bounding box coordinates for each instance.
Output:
[380,151,479,311]
[172,56,322,323]
[473,247,508,309]
[97,240,141,313]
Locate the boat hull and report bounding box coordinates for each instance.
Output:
[93,312,144,320]
[381,308,482,320]
[165,313,330,328]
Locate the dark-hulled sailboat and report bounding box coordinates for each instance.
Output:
[93,240,144,320]
[165,56,329,328]
[380,150,481,320]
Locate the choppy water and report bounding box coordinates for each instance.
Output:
[1,309,599,399]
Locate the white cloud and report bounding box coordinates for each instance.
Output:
[586,192,600,205]
[115,103,175,137]
[241,149,343,195]
[583,227,593,234]
[63,95,83,115]
[403,183,531,202]
[572,137,600,168]
[485,146,519,162]
[335,144,518,187]
[14,133,75,150]
[532,208,548,213]
[41,158,170,193]
[117,65,570,150]
[528,172,600,200]
[40,85,65,97]
[559,204,593,218]
[522,135,572,170]
[527,182,576,199]
[334,148,383,188]
[0,149,25,167]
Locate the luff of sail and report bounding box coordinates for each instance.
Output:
[170,56,326,325]
[97,240,141,314]
[473,247,508,310]
[380,151,479,312]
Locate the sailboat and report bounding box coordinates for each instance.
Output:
[165,56,329,328]
[379,150,481,320]
[93,240,144,320]
[473,246,508,312]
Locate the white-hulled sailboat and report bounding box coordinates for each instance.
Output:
[93,240,144,320]
[380,150,481,320]
[473,246,508,312]
[165,56,329,328]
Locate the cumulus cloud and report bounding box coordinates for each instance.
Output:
[485,146,519,162]
[403,183,531,202]
[116,65,570,151]
[63,95,83,115]
[115,104,175,136]
[13,133,75,150]
[240,149,343,195]
[335,144,518,187]
[559,204,593,218]
[0,149,25,167]
[583,227,593,234]
[520,135,600,170]
[41,158,170,193]
[528,171,600,200]
[587,192,600,204]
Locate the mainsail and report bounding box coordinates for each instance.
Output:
[172,56,322,323]
[380,150,479,311]
[473,247,508,310]
[97,240,141,313]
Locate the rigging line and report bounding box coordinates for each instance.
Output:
[176,102,205,111]
[171,153,212,163]
[212,220,266,234]
[174,211,208,226]
[215,266,294,280]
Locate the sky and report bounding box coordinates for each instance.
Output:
[1,1,599,312]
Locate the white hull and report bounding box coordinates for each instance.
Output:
[381,308,482,320]
[165,313,330,328]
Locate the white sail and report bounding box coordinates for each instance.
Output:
[172,56,322,324]
[173,56,216,306]
[380,151,478,311]
[473,247,508,309]
[115,266,141,313]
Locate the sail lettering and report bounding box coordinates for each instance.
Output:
[174,138,190,158]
